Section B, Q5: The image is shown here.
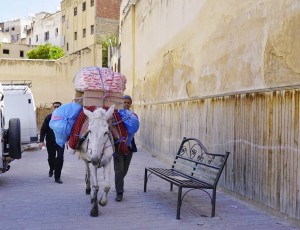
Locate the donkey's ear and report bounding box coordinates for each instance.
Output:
[83,108,93,118]
[105,105,115,119]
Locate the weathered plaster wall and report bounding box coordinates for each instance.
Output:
[122,0,300,103]
[0,44,100,106]
[120,0,300,221]
[0,58,73,107]
[120,6,135,96]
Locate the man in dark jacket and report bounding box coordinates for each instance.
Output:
[39,101,64,184]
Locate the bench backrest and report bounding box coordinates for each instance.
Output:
[172,137,230,187]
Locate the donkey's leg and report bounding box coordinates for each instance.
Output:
[99,161,111,206]
[90,165,99,217]
[84,161,91,195]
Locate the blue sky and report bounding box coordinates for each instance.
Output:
[0,0,61,22]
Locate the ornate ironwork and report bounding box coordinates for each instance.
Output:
[190,147,197,159]
[179,146,187,156]
[144,137,230,219]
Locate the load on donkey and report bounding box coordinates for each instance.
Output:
[50,66,139,217]
[69,66,129,151]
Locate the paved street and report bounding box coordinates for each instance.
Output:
[0,145,298,230]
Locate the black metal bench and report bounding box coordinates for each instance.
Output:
[144,137,230,219]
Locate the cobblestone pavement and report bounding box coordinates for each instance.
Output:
[0,145,298,230]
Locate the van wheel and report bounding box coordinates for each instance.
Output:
[8,118,21,159]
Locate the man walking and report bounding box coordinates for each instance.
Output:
[114,95,138,201]
[39,101,64,184]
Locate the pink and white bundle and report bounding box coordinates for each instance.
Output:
[74,66,126,93]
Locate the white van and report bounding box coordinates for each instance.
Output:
[2,81,39,144]
[0,82,22,174]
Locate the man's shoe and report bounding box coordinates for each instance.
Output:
[115,193,123,202]
[49,170,53,177]
[55,179,63,184]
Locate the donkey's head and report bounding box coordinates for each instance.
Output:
[83,105,115,166]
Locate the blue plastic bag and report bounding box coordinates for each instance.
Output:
[49,102,82,147]
[118,109,139,146]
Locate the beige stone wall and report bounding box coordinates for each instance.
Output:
[121,0,300,103]
[0,58,73,107]
[119,5,135,96]
[120,0,300,221]
[0,44,100,107]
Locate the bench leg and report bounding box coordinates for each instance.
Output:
[176,187,182,219]
[211,188,216,217]
[144,168,148,192]
[170,182,173,191]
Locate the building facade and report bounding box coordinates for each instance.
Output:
[0,43,36,59]
[2,19,32,44]
[1,0,121,60]
[25,12,62,47]
[60,0,120,55]
[0,12,61,59]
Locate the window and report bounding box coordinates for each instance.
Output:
[91,0,94,7]
[74,32,77,40]
[62,15,65,23]
[3,49,9,54]
[90,25,94,34]
[55,28,58,36]
[11,27,15,31]
[29,38,31,45]
[36,35,38,42]
[83,28,86,38]
[74,7,77,16]
[44,31,49,41]
[20,51,24,57]
[67,43,69,51]
[82,2,86,11]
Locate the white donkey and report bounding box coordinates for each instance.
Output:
[75,105,115,217]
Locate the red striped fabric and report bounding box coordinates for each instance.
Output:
[68,106,95,149]
[68,106,129,155]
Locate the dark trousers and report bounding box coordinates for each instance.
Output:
[113,151,133,194]
[46,143,64,180]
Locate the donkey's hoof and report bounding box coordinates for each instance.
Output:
[99,197,107,206]
[86,189,91,195]
[90,209,98,217]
